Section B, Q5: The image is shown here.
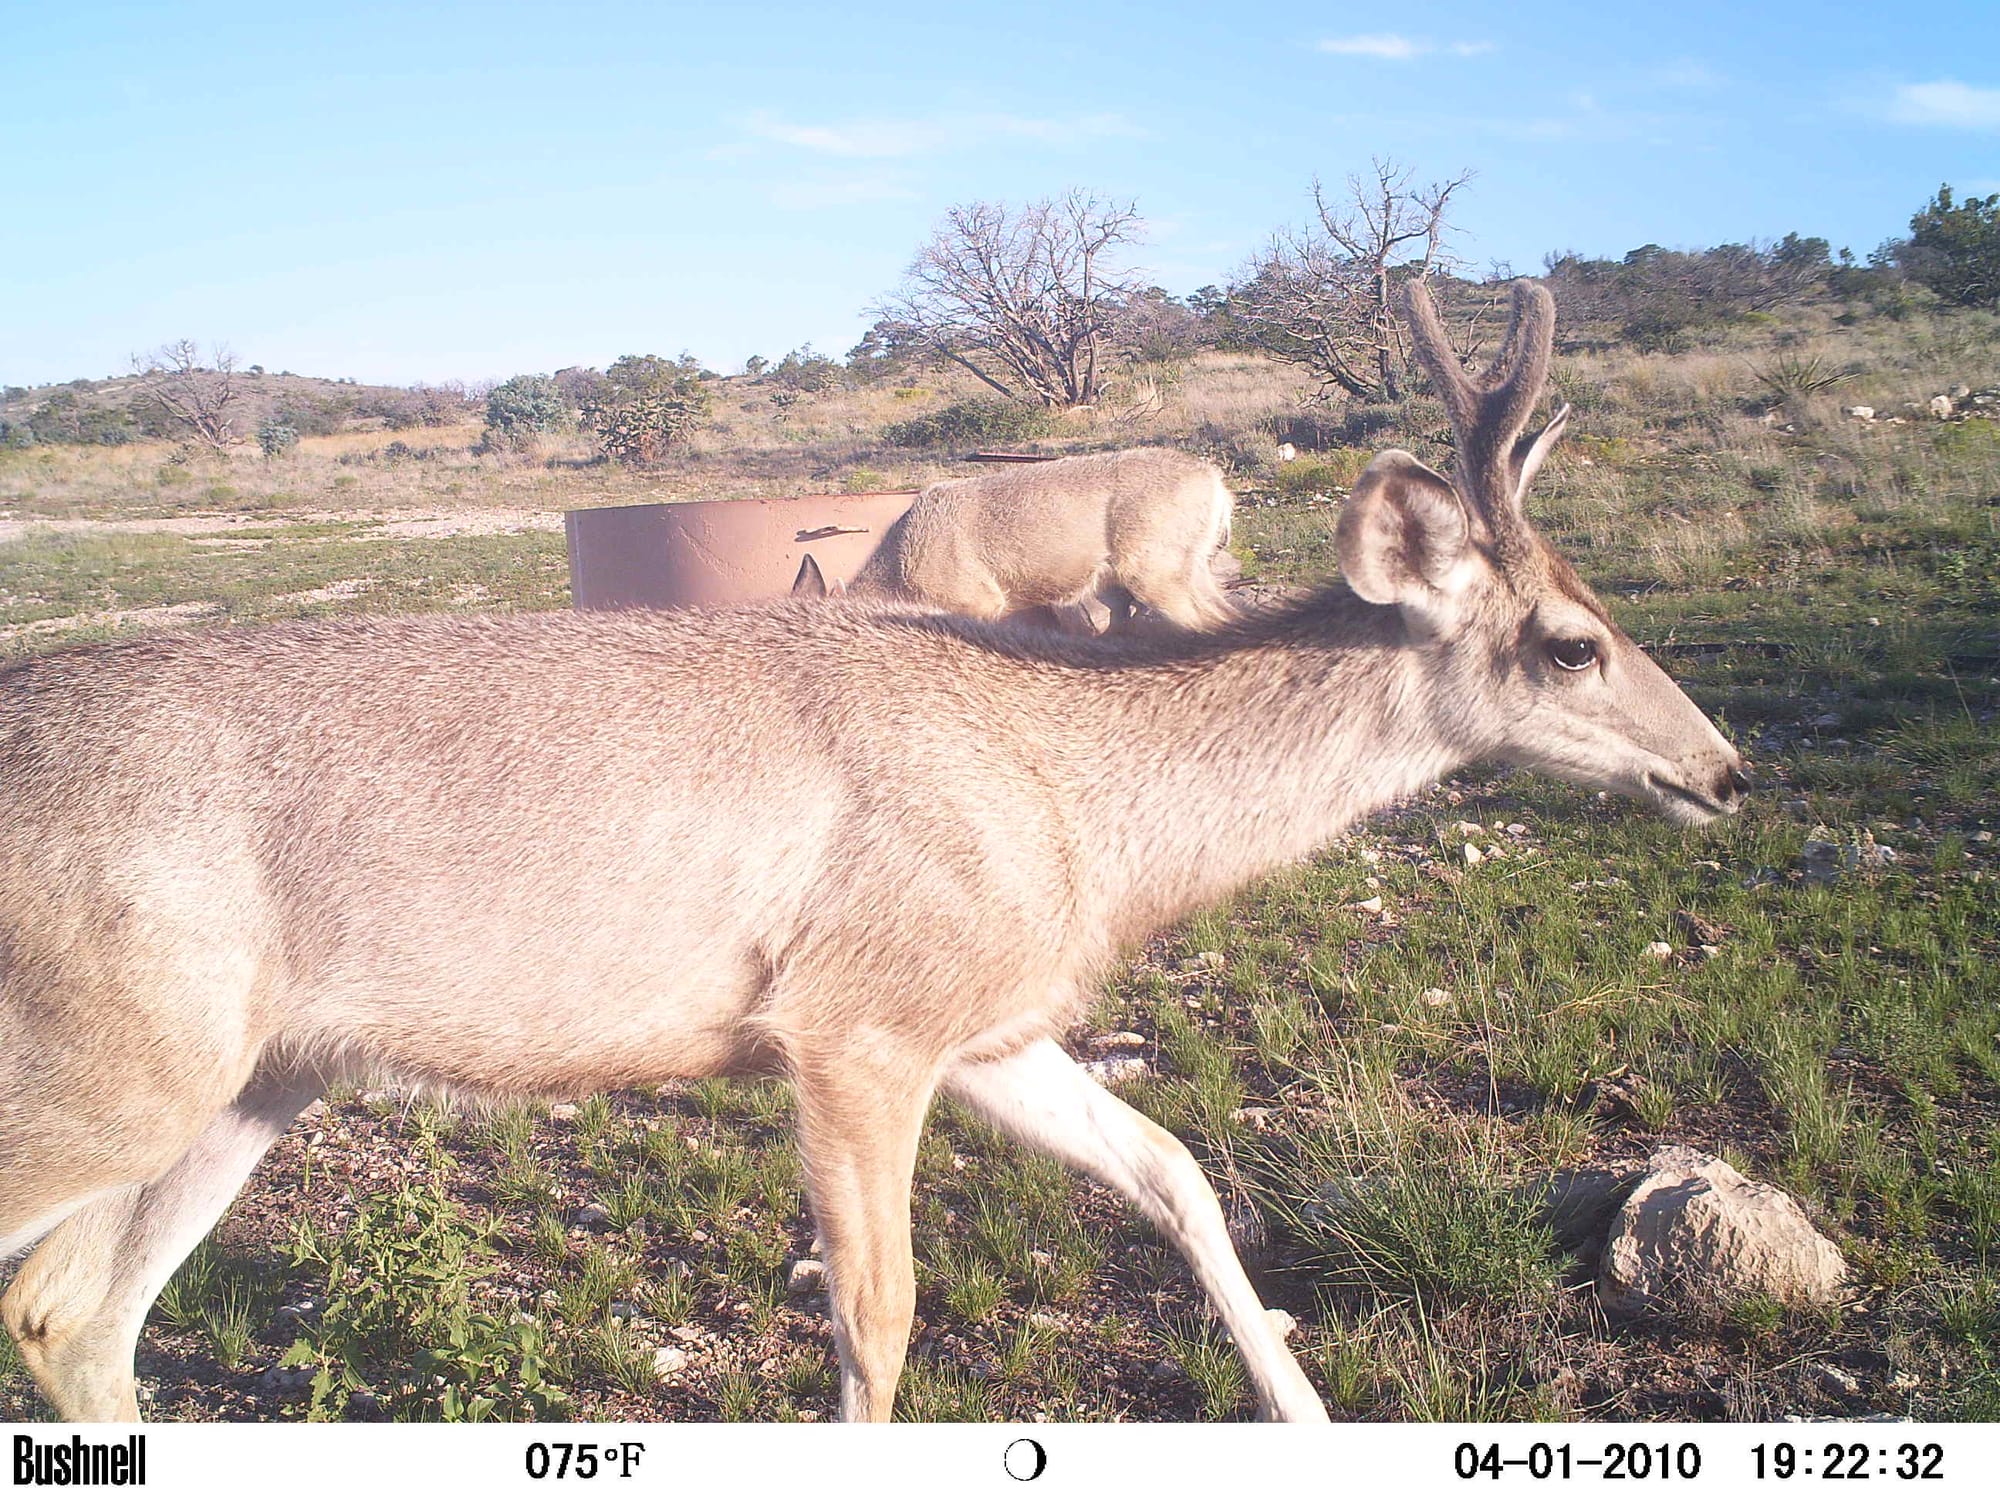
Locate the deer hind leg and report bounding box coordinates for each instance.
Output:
[1,1067,320,1421]
[789,1054,934,1421]
[943,1038,1329,1422]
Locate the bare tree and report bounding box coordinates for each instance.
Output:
[874,192,1145,409]
[131,340,244,450]
[1234,160,1475,402]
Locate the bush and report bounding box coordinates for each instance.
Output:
[765,345,843,394]
[484,375,572,448]
[581,355,711,464]
[1900,185,2000,310]
[883,397,1051,450]
[258,421,300,458]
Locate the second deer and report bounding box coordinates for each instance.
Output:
[847,447,1239,632]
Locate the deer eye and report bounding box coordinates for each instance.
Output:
[1548,637,1598,672]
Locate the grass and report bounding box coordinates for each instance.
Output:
[2,296,1998,1420]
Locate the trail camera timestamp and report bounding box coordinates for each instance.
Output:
[1752,1442,1944,1481]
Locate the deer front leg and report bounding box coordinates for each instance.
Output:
[2,1067,320,1421]
[943,1038,1329,1422]
[790,1056,933,1422]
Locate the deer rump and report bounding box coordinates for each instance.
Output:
[851,449,1237,632]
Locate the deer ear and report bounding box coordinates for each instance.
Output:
[1336,450,1472,611]
[792,554,829,598]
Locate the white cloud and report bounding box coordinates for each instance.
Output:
[1887,80,2000,129]
[1317,34,1493,60]
[736,110,1144,160]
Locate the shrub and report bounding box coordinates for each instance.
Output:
[1899,185,2000,310]
[765,345,843,395]
[484,375,572,448]
[258,421,300,458]
[581,355,711,464]
[883,397,1050,450]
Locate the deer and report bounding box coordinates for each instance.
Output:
[0,280,1745,1424]
[846,448,1239,633]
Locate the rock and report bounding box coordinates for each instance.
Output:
[577,1201,612,1228]
[1598,1147,1847,1317]
[1453,820,1486,837]
[651,1346,689,1376]
[1580,1072,1650,1122]
[1092,1030,1147,1050]
[1674,910,1728,947]
[1192,950,1226,973]
[1949,383,1971,399]
[1505,823,1527,836]
[1844,405,1875,420]
[1350,895,1384,914]
[1811,712,1841,729]
[1276,442,1298,462]
[1812,1362,1861,1399]
[1780,798,1810,815]
[1975,830,1994,844]
[1230,1106,1276,1129]
[547,1102,579,1122]
[1265,1307,1298,1342]
[786,1258,826,1295]
[1419,987,1453,1007]
[1929,395,1954,420]
[1083,1055,1150,1086]
[1463,842,1485,866]
[1645,940,1674,961]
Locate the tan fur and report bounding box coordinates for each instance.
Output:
[0,280,1742,1424]
[850,449,1237,632]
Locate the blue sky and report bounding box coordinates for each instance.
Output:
[3,0,1997,387]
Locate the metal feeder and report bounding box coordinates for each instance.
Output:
[565,491,919,611]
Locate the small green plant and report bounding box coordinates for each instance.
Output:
[282,1173,565,1421]
[1752,353,1855,399]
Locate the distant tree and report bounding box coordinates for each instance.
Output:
[741,355,768,378]
[766,345,843,394]
[1543,235,1834,350]
[1896,185,2000,309]
[484,374,572,447]
[582,355,711,464]
[552,366,607,411]
[132,340,244,449]
[1232,159,1476,401]
[873,192,1146,408]
[1111,286,1210,363]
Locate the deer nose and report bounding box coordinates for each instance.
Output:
[1723,763,1753,802]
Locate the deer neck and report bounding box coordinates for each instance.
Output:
[1059,594,1472,942]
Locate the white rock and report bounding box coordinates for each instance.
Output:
[1083,1055,1150,1086]
[786,1258,826,1295]
[1265,1307,1298,1342]
[1929,395,1954,420]
[1420,987,1453,1007]
[651,1347,689,1376]
[1845,406,1875,420]
[1192,950,1227,973]
[1599,1147,1848,1316]
[1350,895,1384,914]
[1276,442,1298,462]
[577,1201,612,1227]
[1462,842,1485,866]
[547,1102,579,1122]
[1645,941,1674,961]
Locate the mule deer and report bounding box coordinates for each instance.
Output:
[848,448,1238,632]
[0,280,1744,1424]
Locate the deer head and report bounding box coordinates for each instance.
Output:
[1336,278,1746,824]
